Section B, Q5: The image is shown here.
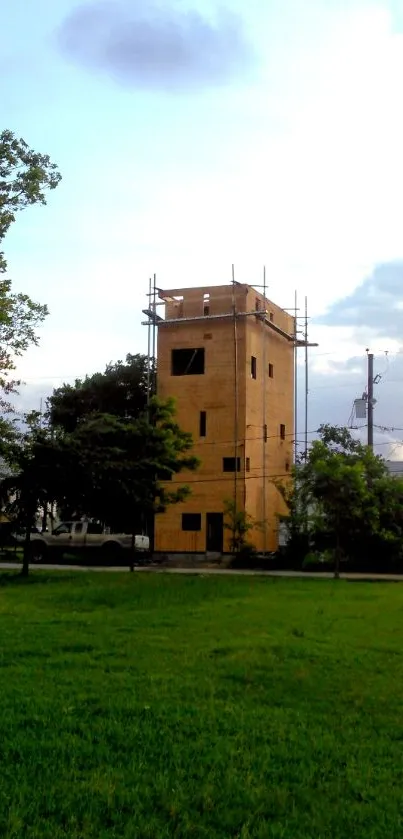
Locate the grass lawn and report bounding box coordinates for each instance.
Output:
[1,573,403,838]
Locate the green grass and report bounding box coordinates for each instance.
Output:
[1,573,403,837]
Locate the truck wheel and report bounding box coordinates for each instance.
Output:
[102,542,122,563]
[30,542,47,563]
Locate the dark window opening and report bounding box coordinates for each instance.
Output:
[268,363,274,378]
[182,513,202,531]
[251,356,257,379]
[199,411,206,437]
[269,312,274,322]
[172,348,205,376]
[264,424,268,443]
[280,424,286,440]
[246,457,250,472]
[223,457,241,472]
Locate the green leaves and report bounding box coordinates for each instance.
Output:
[277,425,403,568]
[3,382,199,538]
[0,129,61,273]
[0,129,61,421]
[48,354,154,432]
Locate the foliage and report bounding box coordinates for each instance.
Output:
[52,397,198,529]
[276,424,403,573]
[0,129,61,410]
[42,356,195,532]
[275,475,310,566]
[48,353,154,432]
[0,573,403,837]
[223,498,257,554]
[2,397,199,555]
[0,280,48,409]
[0,129,61,274]
[0,412,56,574]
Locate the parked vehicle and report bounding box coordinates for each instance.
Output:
[17,521,150,563]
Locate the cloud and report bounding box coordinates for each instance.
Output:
[317,262,403,339]
[57,1,256,91]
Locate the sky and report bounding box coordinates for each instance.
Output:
[3,0,403,457]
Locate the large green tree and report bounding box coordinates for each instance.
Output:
[0,130,61,414]
[3,361,198,573]
[42,398,198,531]
[277,425,403,575]
[48,354,153,432]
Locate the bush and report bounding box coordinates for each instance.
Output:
[230,544,259,569]
[302,551,333,572]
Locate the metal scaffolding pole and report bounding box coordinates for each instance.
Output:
[304,296,308,457]
[294,290,298,464]
[232,264,239,548]
[262,266,267,554]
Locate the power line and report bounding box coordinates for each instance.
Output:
[171,471,294,485]
[190,429,320,447]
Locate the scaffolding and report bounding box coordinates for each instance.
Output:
[142,270,318,553]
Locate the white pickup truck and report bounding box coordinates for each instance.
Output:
[27,521,150,563]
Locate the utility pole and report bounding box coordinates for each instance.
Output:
[367,351,374,450]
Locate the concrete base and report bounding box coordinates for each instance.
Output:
[153,552,232,569]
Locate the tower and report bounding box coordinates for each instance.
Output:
[153,282,295,554]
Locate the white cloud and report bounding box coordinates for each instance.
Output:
[9,0,403,425]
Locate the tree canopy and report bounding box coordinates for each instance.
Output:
[2,355,198,573]
[0,129,61,274]
[0,130,61,413]
[48,354,153,432]
[277,425,403,573]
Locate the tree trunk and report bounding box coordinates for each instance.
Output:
[21,523,30,577]
[334,518,341,579]
[129,531,136,572]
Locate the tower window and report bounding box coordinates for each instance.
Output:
[171,348,205,376]
[182,513,202,531]
[268,363,274,378]
[223,457,241,472]
[199,411,206,437]
[251,356,257,379]
[280,424,286,440]
[246,457,250,472]
[203,293,210,316]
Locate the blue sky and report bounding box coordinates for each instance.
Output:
[3,0,403,453]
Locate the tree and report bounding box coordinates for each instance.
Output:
[0,130,61,411]
[276,425,403,576]
[0,130,61,274]
[2,396,199,573]
[48,354,153,432]
[0,413,55,576]
[223,498,256,554]
[48,398,199,532]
